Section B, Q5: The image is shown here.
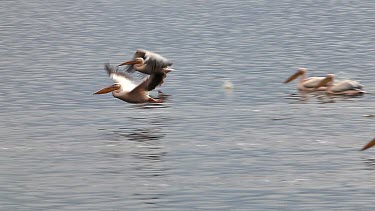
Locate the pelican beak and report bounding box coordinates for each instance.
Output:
[118,60,140,66]
[93,84,119,94]
[284,71,303,83]
[361,138,375,151]
[315,77,332,89]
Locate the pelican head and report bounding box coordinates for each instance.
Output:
[315,74,334,89]
[94,83,121,95]
[118,57,144,66]
[284,68,307,83]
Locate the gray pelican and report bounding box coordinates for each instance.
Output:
[361,138,375,151]
[314,74,365,96]
[94,63,164,103]
[284,68,327,91]
[118,49,173,75]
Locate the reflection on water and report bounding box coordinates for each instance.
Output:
[132,193,168,207]
[107,114,171,208]
[113,127,168,166]
[285,91,366,104]
[362,159,375,170]
[101,124,170,208]
[105,122,168,160]
[116,128,165,142]
[284,93,313,103]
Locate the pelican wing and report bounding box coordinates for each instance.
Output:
[129,73,166,96]
[105,63,137,92]
[302,77,325,88]
[126,49,173,74]
[144,50,173,68]
[145,73,166,91]
[331,80,363,92]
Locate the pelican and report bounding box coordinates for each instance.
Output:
[314,74,365,96]
[284,68,327,91]
[94,63,164,103]
[118,49,173,75]
[361,138,375,151]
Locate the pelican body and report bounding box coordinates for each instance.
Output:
[118,49,173,75]
[284,68,327,91]
[315,74,365,96]
[361,138,375,151]
[94,63,164,103]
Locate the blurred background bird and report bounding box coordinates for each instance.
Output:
[314,74,365,96]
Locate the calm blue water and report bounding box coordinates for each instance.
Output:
[1,0,374,210]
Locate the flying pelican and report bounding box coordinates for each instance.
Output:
[361,138,375,151]
[314,74,365,96]
[94,63,164,103]
[118,49,173,75]
[284,68,327,91]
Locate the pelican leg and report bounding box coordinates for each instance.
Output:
[147,97,163,103]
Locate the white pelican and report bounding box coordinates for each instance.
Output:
[94,63,164,103]
[361,138,375,151]
[314,74,365,96]
[118,49,173,75]
[284,68,327,91]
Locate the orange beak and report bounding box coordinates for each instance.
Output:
[284,71,303,84]
[93,84,119,94]
[361,138,375,151]
[118,60,141,66]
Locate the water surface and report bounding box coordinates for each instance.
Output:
[0,0,374,210]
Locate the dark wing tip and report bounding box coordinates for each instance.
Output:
[147,73,166,91]
[104,63,116,76]
[104,63,134,80]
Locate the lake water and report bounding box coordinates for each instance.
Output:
[1,0,374,210]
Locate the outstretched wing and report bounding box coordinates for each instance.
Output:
[144,50,173,72]
[129,73,166,96]
[145,73,167,91]
[105,63,137,92]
